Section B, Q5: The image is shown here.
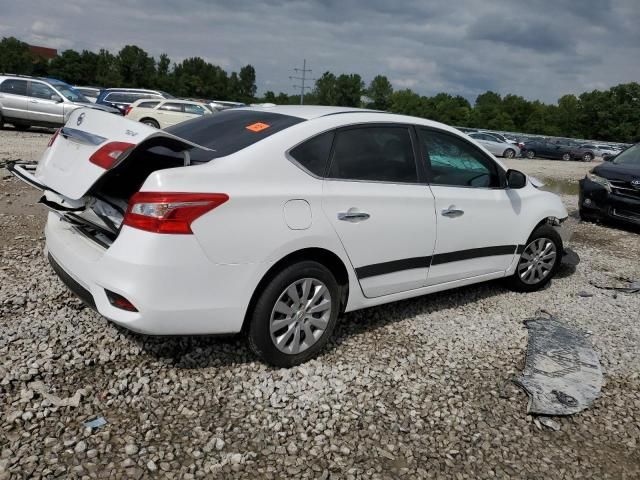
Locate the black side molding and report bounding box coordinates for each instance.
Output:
[48,254,97,310]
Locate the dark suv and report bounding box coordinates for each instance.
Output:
[96,88,174,114]
[521,140,574,160]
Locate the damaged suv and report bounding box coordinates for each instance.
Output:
[10,106,570,366]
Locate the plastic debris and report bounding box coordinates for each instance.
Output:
[514,317,602,416]
[538,416,561,431]
[83,416,108,429]
[590,277,640,294]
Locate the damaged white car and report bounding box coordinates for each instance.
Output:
[10,106,570,366]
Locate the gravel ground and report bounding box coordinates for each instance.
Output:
[1,128,639,479]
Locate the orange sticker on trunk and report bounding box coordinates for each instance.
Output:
[246,122,270,132]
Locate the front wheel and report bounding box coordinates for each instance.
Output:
[503,148,516,159]
[525,150,535,159]
[141,118,160,129]
[507,225,562,292]
[247,261,340,367]
[561,153,571,161]
[582,153,593,162]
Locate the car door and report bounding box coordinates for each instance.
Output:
[27,81,65,125]
[155,102,185,127]
[183,103,209,121]
[417,127,521,285]
[478,134,504,156]
[0,79,30,120]
[322,125,437,298]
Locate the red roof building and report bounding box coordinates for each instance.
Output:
[29,45,58,60]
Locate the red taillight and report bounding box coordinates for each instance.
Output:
[124,105,133,116]
[123,192,229,234]
[47,128,60,147]
[106,290,138,312]
[89,141,135,169]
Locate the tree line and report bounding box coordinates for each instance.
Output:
[1,36,638,142]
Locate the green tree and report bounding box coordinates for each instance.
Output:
[335,74,363,107]
[367,75,393,110]
[389,89,424,117]
[95,49,122,86]
[314,72,338,105]
[155,53,173,91]
[48,49,84,84]
[117,45,155,88]
[238,65,257,103]
[0,37,36,75]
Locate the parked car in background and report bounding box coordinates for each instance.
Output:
[570,144,599,162]
[96,88,174,114]
[8,105,570,366]
[521,140,573,160]
[125,99,213,128]
[478,131,522,148]
[73,86,101,103]
[208,100,246,112]
[579,142,640,226]
[468,132,520,158]
[0,75,119,129]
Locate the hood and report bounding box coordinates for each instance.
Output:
[593,161,640,181]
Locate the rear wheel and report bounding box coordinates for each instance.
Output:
[507,225,562,292]
[561,153,571,161]
[582,152,593,162]
[504,148,516,159]
[247,261,340,367]
[525,150,535,159]
[141,118,160,129]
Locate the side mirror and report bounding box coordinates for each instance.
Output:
[506,169,527,189]
[51,94,63,103]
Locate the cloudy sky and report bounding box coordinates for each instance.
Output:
[1,0,638,102]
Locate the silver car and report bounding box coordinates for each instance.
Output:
[468,132,521,158]
[0,75,119,130]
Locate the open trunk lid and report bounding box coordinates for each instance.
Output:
[29,108,211,200]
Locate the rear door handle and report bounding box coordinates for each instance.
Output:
[29,100,38,103]
[441,206,464,218]
[338,209,370,222]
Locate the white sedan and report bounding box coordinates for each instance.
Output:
[468,132,521,158]
[10,106,569,366]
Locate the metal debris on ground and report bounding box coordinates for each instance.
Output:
[514,317,602,416]
[538,416,561,431]
[590,277,640,294]
[83,416,108,429]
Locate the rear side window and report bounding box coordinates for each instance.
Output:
[159,102,184,112]
[137,101,159,109]
[0,79,28,96]
[328,126,418,183]
[164,110,305,162]
[419,129,501,188]
[184,104,207,115]
[289,131,335,177]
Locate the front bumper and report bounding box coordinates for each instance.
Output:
[579,178,640,225]
[45,213,265,335]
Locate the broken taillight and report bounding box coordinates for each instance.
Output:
[123,192,229,234]
[47,128,61,147]
[89,141,135,169]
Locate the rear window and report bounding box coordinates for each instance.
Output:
[164,110,305,162]
[137,101,159,109]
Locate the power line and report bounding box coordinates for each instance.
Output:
[289,59,316,105]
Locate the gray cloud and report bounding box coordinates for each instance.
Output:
[0,0,638,103]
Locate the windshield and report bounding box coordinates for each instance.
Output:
[612,143,640,166]
[50,82,91,103]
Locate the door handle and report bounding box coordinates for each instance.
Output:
[29,100,38,103]
[338,209,370,222]
[441,206,464,218]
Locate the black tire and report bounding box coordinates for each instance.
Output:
[141,118,160,129]
[507,224,562,292]
[561,153,571,161]
[247,261,340,367]
[579,209,597,223]
[13,124,30,131]
[0,113,4,129]
[582,153,593,162]
[525,150,535,159]
[504,148,516,159]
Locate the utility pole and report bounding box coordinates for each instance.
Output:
[289,59,314,105]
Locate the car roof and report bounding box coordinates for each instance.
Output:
[131,98,205,106]
[102,88,163,93]
[234,105,381,120]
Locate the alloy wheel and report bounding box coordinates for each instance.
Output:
[505,149,515,159]
[518,238,557,285]
[562,153,571,161]
[269,278,332,354]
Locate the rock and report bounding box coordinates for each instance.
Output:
[74,441,86,453]
[124,444,138,456]
[147,460,157,472]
